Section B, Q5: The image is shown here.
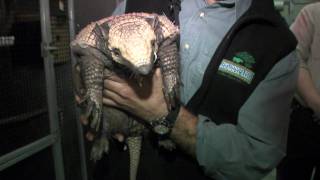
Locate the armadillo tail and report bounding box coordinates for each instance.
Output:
[127,136,142,180]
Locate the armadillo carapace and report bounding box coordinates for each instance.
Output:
[71,12,180,180]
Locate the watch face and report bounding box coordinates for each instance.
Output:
[153,124,170,135]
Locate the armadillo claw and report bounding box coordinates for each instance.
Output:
[90,103,102,132]
[78,94,103,132]
[163,84,179,110]
[163,91,173,110]
[90,136,109,162]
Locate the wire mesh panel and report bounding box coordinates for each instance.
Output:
[0,0,83,179]
[0,0,51,155]
[0,0,55,179]
[51,15,70,64]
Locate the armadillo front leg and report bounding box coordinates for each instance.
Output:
[79,55,104,132]
[127,136,142,180]
[157,36,180,109]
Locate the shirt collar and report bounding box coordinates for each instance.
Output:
[235,0,252,19]
[217,0,236,6]
[203,0,235,7]
[178,0,253,21]
[204,0,252,19]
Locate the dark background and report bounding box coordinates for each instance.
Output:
[74,0,118,33]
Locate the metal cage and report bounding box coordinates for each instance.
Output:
[0,0,86,180]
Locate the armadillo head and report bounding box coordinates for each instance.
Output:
[108,18,158,76]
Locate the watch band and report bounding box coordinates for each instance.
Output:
[165,102,181,127]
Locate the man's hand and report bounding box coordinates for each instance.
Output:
[102,68,168,122]
[297,67,320,118]
[103,68,199,156]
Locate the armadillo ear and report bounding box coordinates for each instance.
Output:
[93,23,109,40]
[145,15,161,50]
[93,23,112,58]
[145,14,159,30]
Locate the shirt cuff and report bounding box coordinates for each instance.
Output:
[196,116,230,180]
[196,115,209,166]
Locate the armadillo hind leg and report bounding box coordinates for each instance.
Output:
[127,136,142,180]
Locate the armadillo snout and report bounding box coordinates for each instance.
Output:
[138,64,152,75]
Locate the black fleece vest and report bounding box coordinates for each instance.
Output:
[185,0,297,124]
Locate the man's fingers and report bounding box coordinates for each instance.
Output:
[104,78,125,92]
[113,133,125,142]
[103,87,121,100]
[104,80,134,102]
[105,73,126,83]
[153,68,163,85]
[75,95,81,104]
[80,114,88,125]
[102,97,119,107]
[154,68,162,77]
[103,89,126,109]
[86,132,95,141]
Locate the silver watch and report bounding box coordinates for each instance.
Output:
[150,117,172,136]
[150,103,181,136]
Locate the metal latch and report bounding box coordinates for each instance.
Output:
[41,42,58,58]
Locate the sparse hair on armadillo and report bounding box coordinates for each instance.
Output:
[71,12,180,180]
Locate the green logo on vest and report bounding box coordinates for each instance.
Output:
[218,52,255,84]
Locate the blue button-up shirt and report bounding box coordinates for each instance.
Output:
[179,0,251,103]
[113,1,299,179]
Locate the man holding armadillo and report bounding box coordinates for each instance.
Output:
[75,0,299,180]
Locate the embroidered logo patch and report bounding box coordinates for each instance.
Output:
[232,52,255,69]
[218,52,255,84]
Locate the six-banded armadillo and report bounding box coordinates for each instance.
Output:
[71,12,180,180]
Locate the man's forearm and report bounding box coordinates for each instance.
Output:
[170,107,199,157]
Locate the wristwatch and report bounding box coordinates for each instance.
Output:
[150,103,181,136]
